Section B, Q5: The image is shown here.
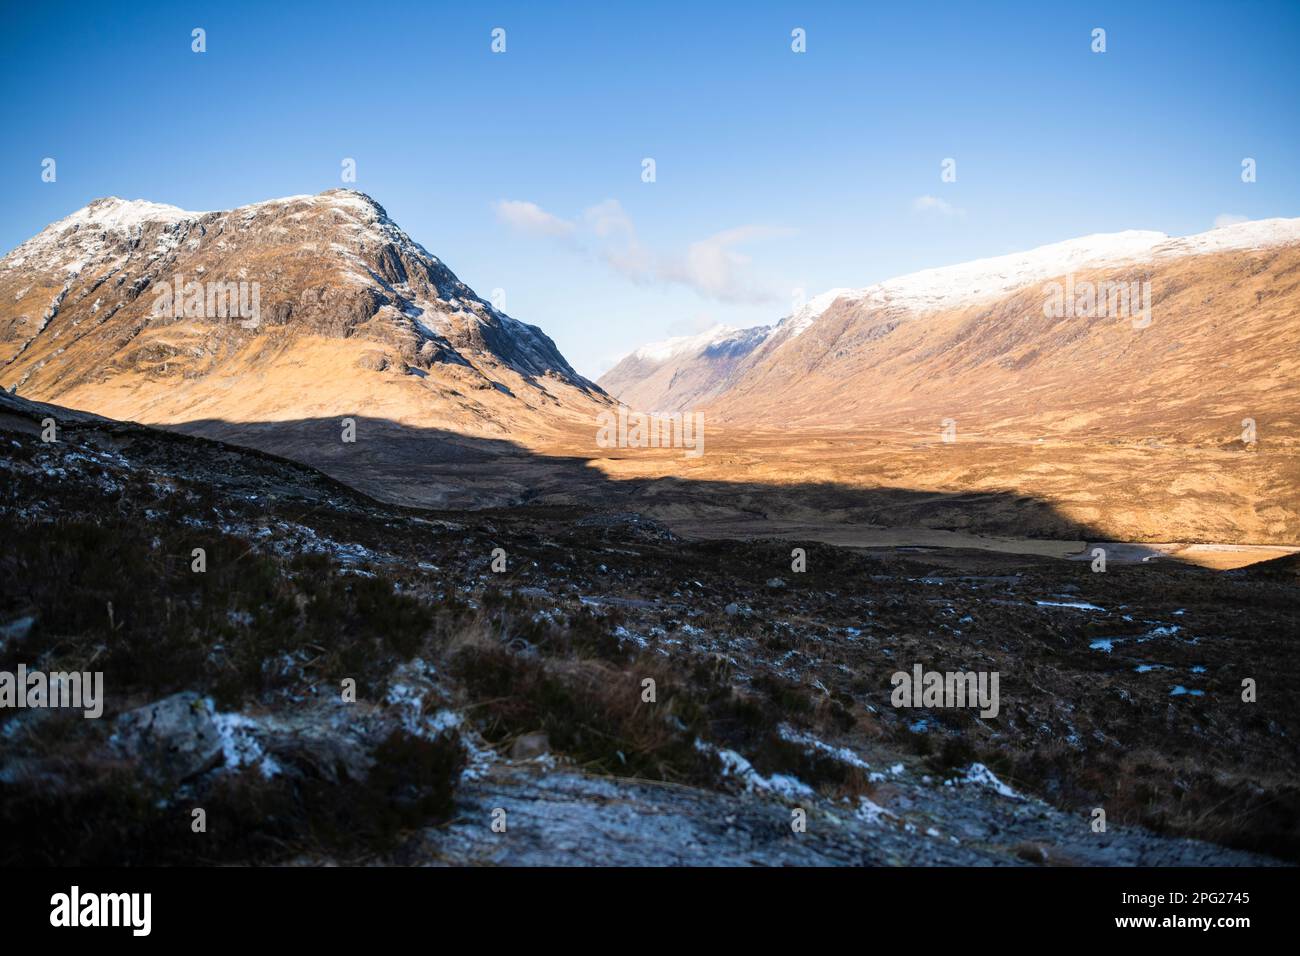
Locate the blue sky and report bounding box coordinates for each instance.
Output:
[2,0,1298,377]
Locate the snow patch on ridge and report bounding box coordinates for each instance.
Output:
[2,198,201,274]
[802,217,1300,328]
[783,287,858,338]
[1153,217,1300,258]
[850,230,1168,317]
[630,324,749,363]
[57,197,202,231]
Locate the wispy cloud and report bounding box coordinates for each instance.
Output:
[912,194,965,217]
[492,199,577,238]
[1213,213,1249,229]
[581,199,655,281]
[494,197,791,304]
[663,224,796,303]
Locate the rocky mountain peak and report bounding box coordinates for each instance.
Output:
[1,190,600,400]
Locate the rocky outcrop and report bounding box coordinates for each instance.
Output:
[110,692,223,785]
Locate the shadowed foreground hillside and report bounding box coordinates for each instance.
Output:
[2,392,1296,865]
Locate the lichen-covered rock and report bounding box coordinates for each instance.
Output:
[111,692,221,784]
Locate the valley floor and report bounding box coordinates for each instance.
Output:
[157,410,1299,554]
[554,425,1300,554]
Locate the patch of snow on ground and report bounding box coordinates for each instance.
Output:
[427,709,496,781]
[208,705,279,779]
[855,796,896,825]
[1037,600,1105,611]
[697,740,815,799]
[778,724,871,770]
[947,762,1022,800]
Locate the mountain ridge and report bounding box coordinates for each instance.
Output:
[599,216,1300,421]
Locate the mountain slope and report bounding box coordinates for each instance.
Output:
[0,190,611,505]
[598,324,772,412]
[708,219,1300,441]
[604,220,1300,443]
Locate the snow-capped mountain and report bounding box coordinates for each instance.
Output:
[597,290,857,412]
[601,218,1300,423]
[0,190,609,506]
[599,324,773,413]
[1,190,596,391]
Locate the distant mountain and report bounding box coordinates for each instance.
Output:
[597,290,852,413]
[0,190,611,505]
[603,220,1300,444]
[598,324,772,413]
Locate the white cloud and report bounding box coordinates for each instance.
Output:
[912,195,965,217]
[493,197,790,303]
[1213,213,1249,229]
[582,199,655,281]
[663,225,796,303]
[493,199,577,238]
